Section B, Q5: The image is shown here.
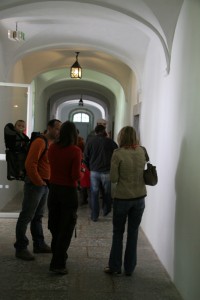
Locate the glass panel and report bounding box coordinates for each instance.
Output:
[82,113,89,123]
[73,113,81,122]
[73,112,90,123]
[0,84,29,214]
[0,85,28,154]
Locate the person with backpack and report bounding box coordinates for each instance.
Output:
[4,120,30,180]
[14,119,62,261]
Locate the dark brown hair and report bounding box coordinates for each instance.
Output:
[57,121,78,147]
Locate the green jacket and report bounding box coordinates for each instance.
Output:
[110,146,147,199]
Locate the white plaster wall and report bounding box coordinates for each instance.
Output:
[140,1,200,299]
[33,78,49,132]
[113,86,127,140]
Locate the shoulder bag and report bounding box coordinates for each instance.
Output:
[142,147,158,186]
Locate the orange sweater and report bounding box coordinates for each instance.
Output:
[25,137,50,186]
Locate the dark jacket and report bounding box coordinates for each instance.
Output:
[84,134,118,172]
[4,123,29,152]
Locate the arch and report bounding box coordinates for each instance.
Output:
[69,108,94,135]
[57,99,105,121]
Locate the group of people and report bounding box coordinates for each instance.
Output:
[10,117,147,277]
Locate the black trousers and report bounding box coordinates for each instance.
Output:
[48,184,78,269]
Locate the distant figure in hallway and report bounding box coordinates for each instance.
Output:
[104,126,147,276]
[84,124,118,222]
[4,120,30,180]
[86,118,108,142]
[76,129,90,205]
[79,159,90,205]
[77,129,85,152]
[48,121,83,275]
[14,119,62,261]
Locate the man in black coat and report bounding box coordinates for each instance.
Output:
[84,125,118,221]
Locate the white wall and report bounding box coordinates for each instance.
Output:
[140,1,200,299]
[32,78,49,132]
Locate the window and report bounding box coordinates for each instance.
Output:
[73,113,89,123]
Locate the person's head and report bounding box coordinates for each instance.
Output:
[58,121,78,147]
[95,124,106,136]
[14,120,26,133]
[117,126,137,147]
[96,118,107,128]
[46,119,62,141]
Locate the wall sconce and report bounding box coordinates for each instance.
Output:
[8,22,25,42]
[70,52,82,79]
[78,95,84,106]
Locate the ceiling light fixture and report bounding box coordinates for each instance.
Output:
[70,52,82,79]
[8,22,25,42]
[78,95,84,106]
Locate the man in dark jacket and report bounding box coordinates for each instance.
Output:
[84,125,118,221]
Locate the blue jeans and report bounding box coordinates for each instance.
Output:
[108,198,145,274]
[14,178,49,251]
[90,171,112,220]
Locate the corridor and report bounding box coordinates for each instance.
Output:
[0,204,182,300]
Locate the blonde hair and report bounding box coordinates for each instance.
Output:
[117,126,138,147]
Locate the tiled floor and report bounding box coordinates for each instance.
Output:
[0,204,183,300]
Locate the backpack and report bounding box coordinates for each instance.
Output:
[4,124,48,181]
[26,131,48,161]
[28,131,48,156]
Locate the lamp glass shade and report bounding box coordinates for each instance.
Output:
[70,61,82,79]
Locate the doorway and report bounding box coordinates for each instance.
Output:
[72,111,93,141]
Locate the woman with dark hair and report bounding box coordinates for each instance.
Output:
[48,121,83,275]
[104,126,147,276]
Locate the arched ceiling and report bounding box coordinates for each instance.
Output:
[0,0,183,120]
[0,0,183,77]
[47,80,115,115]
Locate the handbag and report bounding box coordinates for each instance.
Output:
[144,163,158,186]
[142,147,158,186]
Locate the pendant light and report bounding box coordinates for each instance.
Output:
[70,52,82,79]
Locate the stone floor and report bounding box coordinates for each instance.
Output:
[0,203,183,300]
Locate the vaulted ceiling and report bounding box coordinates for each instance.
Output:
[0,0,183,119]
